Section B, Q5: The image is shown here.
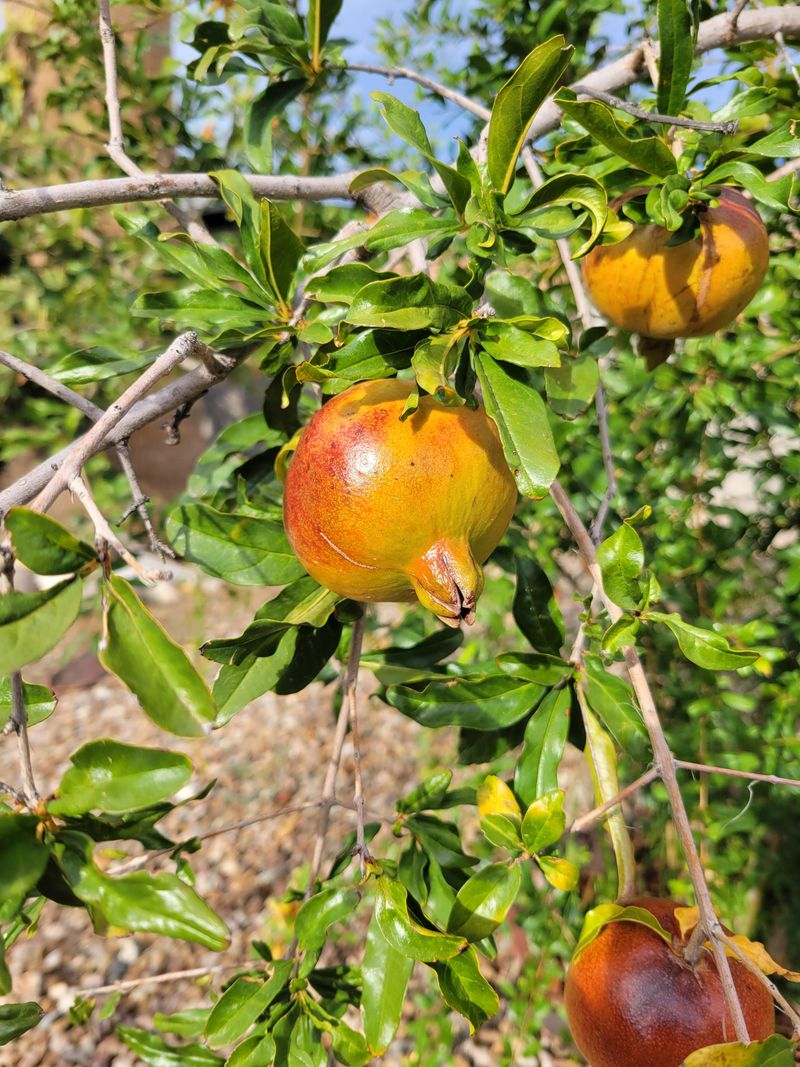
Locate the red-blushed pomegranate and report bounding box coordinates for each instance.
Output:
[282,378,517,625]
[582,188,769,340]
[564,897,775,1067]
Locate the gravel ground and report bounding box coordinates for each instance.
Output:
[1,573,581,1067]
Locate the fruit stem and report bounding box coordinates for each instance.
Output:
[684,916,708,966]
[550,479,751,1046]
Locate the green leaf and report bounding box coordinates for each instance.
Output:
[473,352,560,498]
[99,574,216,738]
[210,170,270,295]
[544,355,600,420]
[514,687,571,806]
[683,1035,797,1066]
[54,832,229,950]
[411,334,462,394]
[153,1009,210,1038]
[513,557,565,654]
[212,631,299,724]
[495,653,572,687]
[476,775,523,850]
[601,614,641,653]
[225,1035,277,1067]
[204,961,292,1049]
[361,911,414,1056]
[698,161,796,214]
[374,877,466,962]
[295,887,361,955]
[477,320,562,369]
[0,578,82,676]
[430,946,499,1031]
[582,654,649,761]
[48,741,193,817]
[307,264,397,305]
[5,507,95,575]
[372,92,471,215]
[0,1002,43,1045]
[405,813,477,870]
[597,519,646,610]
[0,815,49,905]
[345,274,471,331]
[50,346,152,385]
[118,1026,224,1066]
[647,612,760,670]
[536,854,579,891]
[521,788,566,853]
[555,91,677,177]
[0,676,56,730]
[515,173,608,257]
[746,124,800,159]
[573,902,672,959]
[166,504,304,587]
[386,672,547,730]
[397,770,453,815]
[657,0,695,114]
[487,36,574,195]
[308,0,342,64]
[447,862,521,941]
[259,199,305,312]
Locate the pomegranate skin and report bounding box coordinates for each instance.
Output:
[282,379,517,624]
[582,188,769,340]
[565,897,775,1067]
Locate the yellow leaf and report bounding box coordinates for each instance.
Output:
[477,775,522,823]
[675,905,701,938]
[727,935,800,983]
[537,854,579,892]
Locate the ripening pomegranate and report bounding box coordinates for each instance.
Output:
[282,379,517,625]
[564,897,775,1067]
[582,188,769,340]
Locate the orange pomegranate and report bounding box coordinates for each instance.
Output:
[582,188,769,340]
[282,378,517,625]
[564,897,775,1067]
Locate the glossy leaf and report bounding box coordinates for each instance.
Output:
[5,507,95,575]
[244,80,303,171]
[647,612,759,670]
[699,161,796,214]
[225,1034,277,1067]
[487,36,574,194]
[536,854,579,891]
[295,887,361,955]
[0,677,56,730]
[477,320,562,369]
[153,1009,210,1038]
[555,91,676,177]
[374,877,466,962]
[683,1036,797,1066]
[430,946,499,1031]
[573,902,672,959]
[582,654,649,761]
[513,557,565,654]
[473,352,560,498]
[204,961,292,1049]
[99,574,216,738]
[447,862,521,940]
[476,775,523,850]
[521,789,566,853]
[308,0,342,63]
[397,770,453,814]
[657,0,695,114]
[404,813,477,870]
[259,199,305,312]
[0,1002,43,1045]
[49,740,193,816]
[597,520,646,610]
[118,1026,223,1066]
[516,173,608,257]
[514,688,571,806]
[544,356,600,420]
[54,831,229,950]
[386,672,547,730]
[0,578,82,676]
[361,911,414,1056]
[166,504,304,586]
[0,815,49,905]
[345,274,471,331]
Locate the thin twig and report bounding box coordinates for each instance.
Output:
[590,384,618,544]
[32,331,206,513]
[716,930,800,1037]
[346,614,370,877]
[0,349,172,557]
[68,473,168,583]
[0,781,27,806]
[570,767,659,833]
[346,63,490,121]
[96,0,215,245]
[10,672,39,806]
[72,962,252,999]
[549,479,751,1044]
[729,0,750,34]
[676,760,800,790]
[571,85,739,135]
